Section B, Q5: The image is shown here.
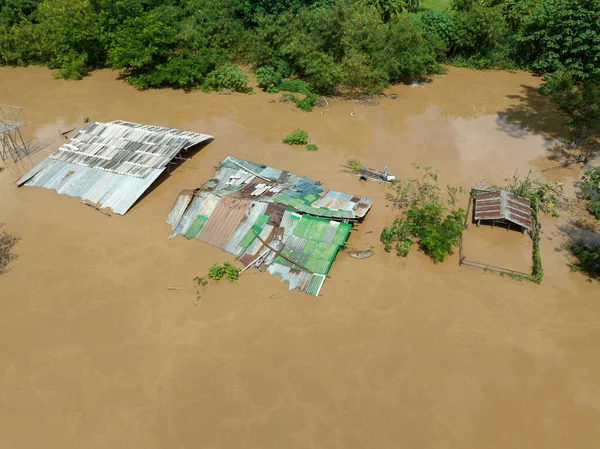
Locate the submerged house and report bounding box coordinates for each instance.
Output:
[167,156,373,296]
[17,120,213,214]
[473,190,532,232]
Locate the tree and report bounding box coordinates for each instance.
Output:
[520,0,600,80]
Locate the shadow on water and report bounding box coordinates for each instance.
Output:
[494,84,582,164]
[128,139,214,213]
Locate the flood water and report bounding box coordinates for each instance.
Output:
[1,66,599,449]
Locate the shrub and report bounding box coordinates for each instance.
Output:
[348,159,362,173]
[581,167,600,219]
[381,166,466,263]
[282,129,309,145]
[570,241,600,279]
[381,203,466,262]
[193,276,208,286]
[306,144,318,151]
[495,170,561,217]
[451,4,505,61]
[420,10,455,48]
[205,63,248,92]
[208,262,240,282]
[255,65,282,93]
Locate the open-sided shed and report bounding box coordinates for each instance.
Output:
[473,190,532,232]
[17,120,213,214]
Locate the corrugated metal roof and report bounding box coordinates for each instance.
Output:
[18,120,213,215]
[166,190,195,227]
[197,196,252,249]
[474,190,532,230]
[166,157,369,296]
[49,120,213,178]
[17,159,164,215]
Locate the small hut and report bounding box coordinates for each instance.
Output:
[473,190,532,233]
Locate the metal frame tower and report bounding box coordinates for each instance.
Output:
[0,104,30,162]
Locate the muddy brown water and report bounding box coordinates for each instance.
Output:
[1,66,599,449]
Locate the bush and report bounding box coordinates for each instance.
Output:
[306,144,318,151]
[420,10,455,48]
[348,159,362,173]
[570,241,600,279]
[255,65,282,93]
[451,4,505,61]
[205,63,248,91]
[381,203,466,262]
[581,167,600,219]
[282,129,309,145]
[381,166,466,263]
[208,261,240,281]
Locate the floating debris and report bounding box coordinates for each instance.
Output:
[347,248,374,259]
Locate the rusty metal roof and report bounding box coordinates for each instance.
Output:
[166,155,370,296]
[474,190,532,230]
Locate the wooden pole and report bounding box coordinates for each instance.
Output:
[251,231,314,274]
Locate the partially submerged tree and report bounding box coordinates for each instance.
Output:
[381,166,466,263]
[0,224,19,275]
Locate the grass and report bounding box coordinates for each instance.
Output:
[412,0,452,14]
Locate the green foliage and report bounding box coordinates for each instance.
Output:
[530,198,544,283]
[451,3,505,61]
[496,170,561,217]
[252,3,443,96]
[205,63,248,92]
[570,240,600,279]
[193,276,208,286]
[255,65,282,93]
[282,129,309,145]
[420,10,454,47]
[381,203,466,262]
[208,262,240,282]
[361,0,420,21]
[519,0,600,81]
[542,75,600,149]
[0,223,19,275]
[347,159,362,173]
[305,144,318,151]
[382,166,465,262]
[581,167,600,219]
[108,5,178,73]
[278,79,318,111]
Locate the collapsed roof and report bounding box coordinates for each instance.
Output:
[167,156,373,296]
[17,120,213,214]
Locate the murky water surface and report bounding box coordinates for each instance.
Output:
[1,66,599,449]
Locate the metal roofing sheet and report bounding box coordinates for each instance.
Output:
[166,190,195,227]
[474,190,532,230]
[223,201,269,256]
[50,121,213,178]
[19,159,163,214]
[197,196,252,249]
[166,157,372,296]
[18,120,213,214]
[170,194,210,238]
